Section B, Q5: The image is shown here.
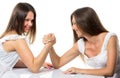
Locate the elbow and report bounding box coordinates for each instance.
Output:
[53,63,62,69]
[102,66,115,77]
[51,56,63,69]
[105,70,114,77]
[29,67,39,73]
[107,72,114,77]
[53,66,60,69]
[27,61,43,73]
[28,65,41,73]
[53,62,62,69]
[52,62,61,69]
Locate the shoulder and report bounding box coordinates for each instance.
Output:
[77,38,85,54]
[106,32,117,37]
[13,35,28,45]
[108,34,118,44]
[107,32,118,48]
[101,32,118,42]
[7,35,28,47]
[78,38,84,45]
[107,32,118,41]
[2,34,26,40]
[0,35,27,52]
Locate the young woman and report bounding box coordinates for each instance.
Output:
[0,2,54,77]
[43,7,120,78]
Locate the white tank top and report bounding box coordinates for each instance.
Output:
[78,32,120,78]
[0,35,28,77]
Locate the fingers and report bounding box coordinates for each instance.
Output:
[42,33,56,45]
[63,67,77,74]
[43,62,53,69]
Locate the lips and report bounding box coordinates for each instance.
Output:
[25,26,31,30]
[26,28,30,30]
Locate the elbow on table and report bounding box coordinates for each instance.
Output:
[53,66,60,69]
[54,67,60,69]
[105,70,114,77]
[29,68,39,73]
[52,61,63,69]
[53,65,61,69]
[28,66,40,73]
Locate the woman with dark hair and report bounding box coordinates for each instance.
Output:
[43,7,120,78]
[0,2,54,76]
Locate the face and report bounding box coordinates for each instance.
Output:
[24,11,34,33]
[72,16,83,38]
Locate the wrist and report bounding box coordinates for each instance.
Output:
[45,42,52,46]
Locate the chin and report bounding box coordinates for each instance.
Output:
[78,35,81,38]
[78,35,84,38]
[25,30,30,33]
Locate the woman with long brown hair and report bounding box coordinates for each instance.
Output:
[43,7,120,78]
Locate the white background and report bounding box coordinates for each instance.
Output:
[0,0,120,70]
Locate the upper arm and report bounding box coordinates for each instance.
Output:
[13,39,34,68]
[106,36,118,73]
[14,60,26,68]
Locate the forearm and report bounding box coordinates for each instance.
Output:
[29,43,52,72]
[49,47,61,68]
[35,44,52,69]
[76,67,114,77]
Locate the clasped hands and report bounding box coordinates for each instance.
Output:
[42,33,56,46]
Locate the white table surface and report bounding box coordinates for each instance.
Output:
[2,68,105,78]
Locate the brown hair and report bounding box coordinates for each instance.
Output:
[0,2,36,43]
[71,7,108,43]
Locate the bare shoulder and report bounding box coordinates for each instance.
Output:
[108,34,118,43]
[13,38,29,49]
[100,32,118,43]
[13,38,32,56]
[107,34,118,50]
[2,38,27,52]
[73,42,79,51]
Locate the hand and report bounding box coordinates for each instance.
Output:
[42,33,56,46]
[43,62,53,69]
[64,67,77,74]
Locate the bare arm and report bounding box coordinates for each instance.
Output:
[49,42,80,68]
[14,39,54,73]
[14,60,26,68]
[64,36,118,77]
[14,60,53,69]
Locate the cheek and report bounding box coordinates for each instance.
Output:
[24,21,27,26]
[72,25,77,30]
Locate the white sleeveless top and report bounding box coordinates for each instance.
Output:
[78,32,120,78]
[0,35,29,77]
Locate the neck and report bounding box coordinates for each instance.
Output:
[84,35,99,44]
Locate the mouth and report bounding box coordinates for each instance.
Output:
[25,26,31,30]
[24,28,31,32]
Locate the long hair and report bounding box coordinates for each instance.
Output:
[0,2,36,43]
[71,7,108,43]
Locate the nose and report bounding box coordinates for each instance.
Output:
[72,25,76,30]
[28,21,33,27]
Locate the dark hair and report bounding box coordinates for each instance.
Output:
[1,2,36,43]
[71,7,108,43]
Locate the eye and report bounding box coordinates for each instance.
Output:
[31,20,34,23]
[25,19,34,23]
[72,22,77,26]
[25,19,29,22]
